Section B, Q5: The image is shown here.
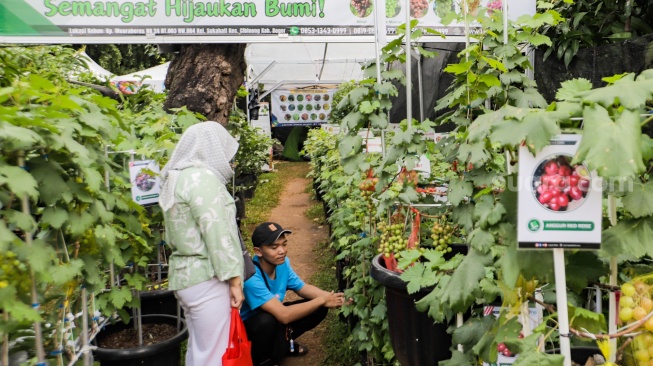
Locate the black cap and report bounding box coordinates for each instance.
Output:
[252,222,292,247]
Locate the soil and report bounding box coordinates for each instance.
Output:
[98,323,177,349]
[263,171,330,366]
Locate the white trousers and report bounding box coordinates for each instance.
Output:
[175,278,231,366]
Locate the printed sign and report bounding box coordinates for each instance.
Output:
[271,89,335,127]
[0,0,535,42]
[517,135,602,249]
[129,160,160,205]
[482,306,542,366]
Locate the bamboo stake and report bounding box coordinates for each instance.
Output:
[17,152,46,365]
[2,312,9,366]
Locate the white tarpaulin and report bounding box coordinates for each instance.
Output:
[71,51,114,80]
[111,62,169,93]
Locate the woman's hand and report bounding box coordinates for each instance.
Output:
[228,277,244,309]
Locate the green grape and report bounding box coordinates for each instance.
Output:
[385,0,399,17]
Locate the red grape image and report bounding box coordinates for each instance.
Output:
[410,0,429,18]
[135,171,155,192]
[351,0,373,17]
[532,155,590,212]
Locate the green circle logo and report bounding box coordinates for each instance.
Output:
[527,219,541,232]
[136,196,141,201]
[289,27,299,36]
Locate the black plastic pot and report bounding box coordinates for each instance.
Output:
[139,289,181,317]
[546,346,601,364]
[370,245,468,366]
[93,314,188,366]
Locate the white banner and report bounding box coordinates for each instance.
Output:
[1,0,536,42]
[271,88,335,127]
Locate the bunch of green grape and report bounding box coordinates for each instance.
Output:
[430,216,456,253]
[377,221,407,258]
[0,251,31,293]
[361,190,375,213]
[434,0,454,18]
[386,0,399,17]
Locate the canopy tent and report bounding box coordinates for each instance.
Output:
[111,62,169,93]
[245,43,376,90]
[71,51,114,80]
[106,43,376,94]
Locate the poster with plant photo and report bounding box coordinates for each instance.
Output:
[129,160,161,206]
[271,89,336,127]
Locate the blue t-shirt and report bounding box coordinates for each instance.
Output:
[241,257,305,321]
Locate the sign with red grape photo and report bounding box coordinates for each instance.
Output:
[517,135,602,250]
[129,160,161,206]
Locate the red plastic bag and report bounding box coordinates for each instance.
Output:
[222,308,253,366]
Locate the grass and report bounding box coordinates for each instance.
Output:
[243,160,358,366]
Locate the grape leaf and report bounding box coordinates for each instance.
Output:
[566,251,605,293]
[338,135,363,158]
[0,123,44,149]
[452,316,495,351]
[344,87,369,107]
[555,78,592,101]
[0,288,41,322]
[2,210,35,232]
[440,249,493,311]
[51,259,84,285]
[490,110,563,152]
[373,81,398,96]
[622,180,653,218]
[467,228,495,252]
[400,263,435,294]
[448,179,473,206]
[474,195,507,227]
[15,239,55,274]
[452,203,475,232]
[68,212,96,236]
[422,249,446,268]
[397,249,422,269]
[438,350,475,366]
[458,143,490,166]
[369,112,388,129]
[602,217,653,259]
[371,302,387,320]
[584,75,653,109]
[107,286,133,309]
[574,106,645,178]
[507,88,548,108]
[342,111,364,130]
[0,221,18,251]
[0,164,39,200]
[641,135,653,162]
[568,303,606,334]
[359,100,380,114]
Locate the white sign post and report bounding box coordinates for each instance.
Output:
[129,160,161,206]
[517,134,602,366]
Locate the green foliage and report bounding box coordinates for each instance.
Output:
[539,0,653,66]
[78,44,171,75]
[226,109,275,179]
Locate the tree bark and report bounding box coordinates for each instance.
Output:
[164,44,246,125]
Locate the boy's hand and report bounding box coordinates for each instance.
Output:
[323,291,346,308]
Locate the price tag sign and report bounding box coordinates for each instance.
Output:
[517,135,602,249]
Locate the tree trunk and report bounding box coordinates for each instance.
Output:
[164,44,246,125]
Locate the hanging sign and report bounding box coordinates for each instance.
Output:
[517,135,602,249]
[129,160,161,205]
[0,0,535,43]
[271,89,335,127]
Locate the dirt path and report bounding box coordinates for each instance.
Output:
[265,175,329,366]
